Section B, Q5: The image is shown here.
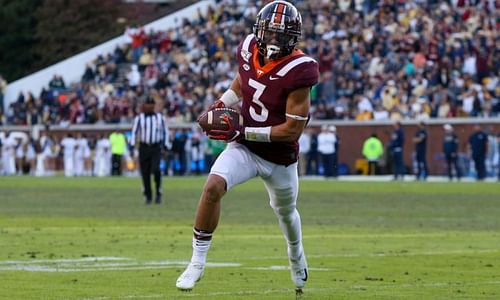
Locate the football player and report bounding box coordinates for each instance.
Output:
[176,1,319,294]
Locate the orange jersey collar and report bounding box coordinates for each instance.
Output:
[252,45,303,78]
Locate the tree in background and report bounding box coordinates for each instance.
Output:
[0,0,42,81]
[0,0,196,82]
[33,0,123,71]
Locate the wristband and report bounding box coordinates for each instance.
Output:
[244,126,271,142]
[220,89,240,107]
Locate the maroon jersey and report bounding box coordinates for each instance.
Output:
[236,34,319,165]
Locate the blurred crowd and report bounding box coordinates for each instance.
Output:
[1,0,498,126]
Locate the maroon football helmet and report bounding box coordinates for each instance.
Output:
[253,1,302,60]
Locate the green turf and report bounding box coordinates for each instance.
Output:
[0,177,499,299]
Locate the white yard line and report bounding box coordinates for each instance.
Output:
[241,248,500,261]
[0,257,241,272]
[1,248,498,272]
[0,257,130,265]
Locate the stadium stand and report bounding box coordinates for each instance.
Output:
[2,0,499,126]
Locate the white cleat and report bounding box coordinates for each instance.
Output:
[289,252,308,289]
[176,263,205,290]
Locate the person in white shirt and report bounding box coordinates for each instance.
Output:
[94,134,112,177]
[317,125,339,178]
[60,134,77,177]
[1,132,16,175]
[298,130,311,176]
[24,137,37,175]
[74,133,90,176]
[15,138,25,175]
[36,132,55,176]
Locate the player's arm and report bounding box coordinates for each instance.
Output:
[231,87,310,143]
[269,87,310,142]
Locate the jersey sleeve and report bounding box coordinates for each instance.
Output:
[288,59,319,91]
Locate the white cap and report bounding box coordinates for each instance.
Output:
[443,124,453,131]
[328,125,337,132]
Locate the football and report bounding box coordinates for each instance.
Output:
[197,108,244,133]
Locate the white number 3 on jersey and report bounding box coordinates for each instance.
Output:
[248,78,269,122]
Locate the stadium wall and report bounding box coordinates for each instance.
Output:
[2,118,498,176]
[2,0,215,112]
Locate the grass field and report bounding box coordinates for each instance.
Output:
[0,176,499,300]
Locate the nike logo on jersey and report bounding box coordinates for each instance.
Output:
[269,75,280,80]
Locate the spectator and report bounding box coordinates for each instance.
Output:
[94,134,111,177]
[306,130,320,175]
[318,125,339,178]
[171,129,188,175]
[1,132,16,175]
[48,75,66,92]
[413,121,428,180]
[35,132,56,176]
[74,133,90,176]
[468,124,488,180]
[486,128,498,178]
[362,133,384,175]
[60,133,76,177]
[443,124,461,181]
[109,129,127,176]
[298,129,311,176]
[390,121,405,180]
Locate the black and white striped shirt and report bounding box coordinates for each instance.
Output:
[130,113,170,147]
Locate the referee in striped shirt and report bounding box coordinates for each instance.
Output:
[130,97,170,204]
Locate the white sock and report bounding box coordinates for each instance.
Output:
[191,228,213,265]
[191,236,211,265]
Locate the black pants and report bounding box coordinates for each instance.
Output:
[473,155,486,180]
[445,153,461,180]
[306,152,319,175]
[111,154,122,176]
[392,151,404,179]
[415,153,428,180]
[368,161,378,175]
[321,153,338,178]
[139,143,162,201]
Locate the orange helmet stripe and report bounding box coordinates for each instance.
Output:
[273,2,285,24]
